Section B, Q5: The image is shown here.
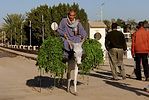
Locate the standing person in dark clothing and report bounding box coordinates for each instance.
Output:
[105,23,127,80]
[131,21,149,81]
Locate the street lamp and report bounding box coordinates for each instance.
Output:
[3,31,6,45]
[21,24,23,45]
[100,3,105,21]
[41,15,44,42]
[14,27,16,45]
[11,29,12,45]
[29,20,32,46]
[21,20,25,45]
[2,31,4,45]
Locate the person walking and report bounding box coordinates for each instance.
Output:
[105,23,127,80]
[129,25,140,78]
[141,22,149,92]
[131,21,149,81]
[57,9,87,62]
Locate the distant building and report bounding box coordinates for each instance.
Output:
[88,21,107,58]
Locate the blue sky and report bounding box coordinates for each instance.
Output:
[0,0,149,23]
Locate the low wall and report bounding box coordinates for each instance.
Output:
[0,44,39,51]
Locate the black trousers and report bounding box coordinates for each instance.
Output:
[135,53,149,80]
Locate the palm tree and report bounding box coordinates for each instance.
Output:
[2,14,25,45]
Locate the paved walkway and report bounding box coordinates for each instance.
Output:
[0,47,149,100]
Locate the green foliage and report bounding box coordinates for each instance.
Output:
[51,3,88,29]
[103,19,111,31]
[25,4,52,45]
[2,14,26,45]
[37,37,104,77]
[24,3,88,46]
[116,18,126,28]
[81,39,104,74]
[2,3,88,46]
[37,36,66,77]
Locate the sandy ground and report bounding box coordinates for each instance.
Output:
[0,50,149,100]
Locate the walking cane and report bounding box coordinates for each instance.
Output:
[64,34,73,50]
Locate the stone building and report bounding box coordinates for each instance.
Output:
[88,21,107,58]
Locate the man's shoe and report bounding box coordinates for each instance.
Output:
[136,78,142,80]
[145,77,149,81]
[144,85,149,92]
[122,76,126,80]
[113,77,119,81]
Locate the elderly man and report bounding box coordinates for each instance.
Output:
[57,9,87,62]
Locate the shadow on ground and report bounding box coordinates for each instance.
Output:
[104,80,149,97]
[87,70,113,80]
[88,69,136,80]
[124,64,134,67]
[26,76,82,92]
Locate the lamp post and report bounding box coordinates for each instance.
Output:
[42,15,44,42]
[11,29,12,45]
[100,3,105,21]
[3,31,6,45]
[29,20,32,46]
[15,27,16,45]
[21,20,25,45]
[2,31,4,45]
[21,24,23,45]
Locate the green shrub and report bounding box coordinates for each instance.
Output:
[36,36,66,77]
[37,37,103,77]
[81,39,104,74]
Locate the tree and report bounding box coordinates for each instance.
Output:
[125,19,137,33]
[24,3,88,46]
[2,14,25,45]
[24,4,52,46]
[103,19,111,32]
[116,18,126,28]
[51,3,88,31]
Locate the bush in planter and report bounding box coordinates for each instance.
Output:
[36,36,66,77]
[80,39,104,74]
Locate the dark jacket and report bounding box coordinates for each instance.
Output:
[105,30,127,51]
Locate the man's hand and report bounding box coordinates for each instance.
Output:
[64,34,73,49]
[64,34,68,39]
